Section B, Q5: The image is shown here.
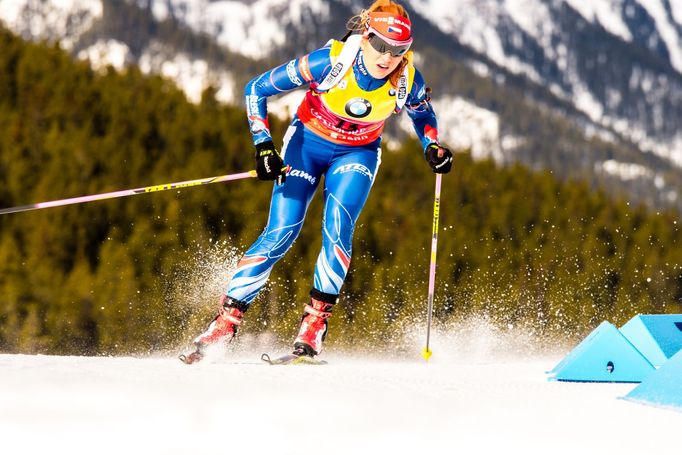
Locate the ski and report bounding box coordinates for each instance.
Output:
[261,352,328,365]
[180,348,327,365]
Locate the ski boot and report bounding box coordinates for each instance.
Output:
[179,295,247,364]
[292,290,338,358]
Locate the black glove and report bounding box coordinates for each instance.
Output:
[425,143,453,174]
[255,141,286,183]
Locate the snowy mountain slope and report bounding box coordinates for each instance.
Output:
[131,0,682,167]
[404,0,682,165]
[135,0,332,60]
[2,0,680,149]
[565,0,682,72]
[2,0,682,210]
[2,0,681,149]
[0,0,102,50]
[1,350,681,455]
[397,95,504,161]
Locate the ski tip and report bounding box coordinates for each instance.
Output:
[261,352,296,365]
[179,354,189,364]
[179,349,204,365]
[421,347,433,362]
[261,353,273,364]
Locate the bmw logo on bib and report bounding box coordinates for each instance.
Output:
[345,98,372,119]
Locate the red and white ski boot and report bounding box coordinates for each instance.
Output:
[179,295,246,364]
[293,291,337,357]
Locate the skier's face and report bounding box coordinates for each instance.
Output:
[361,36,404,79]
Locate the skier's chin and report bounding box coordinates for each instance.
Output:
[369,65,391,79]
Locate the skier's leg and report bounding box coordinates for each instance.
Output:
[313,145,380,295]
[226,120,324,305]
[294,143,381,356]
[188,120,323,357]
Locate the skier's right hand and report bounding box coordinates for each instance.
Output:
[255,140,287,184]
[425,143,453,174]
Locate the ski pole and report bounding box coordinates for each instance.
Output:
[422,172,442,361]
[0,169,263,215]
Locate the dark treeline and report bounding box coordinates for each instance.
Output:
[1,28,681,355]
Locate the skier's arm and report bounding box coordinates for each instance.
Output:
[404,68,440,150]
[406,68,452,173]
[245,46,333,145]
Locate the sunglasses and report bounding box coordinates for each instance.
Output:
[367,33,412,57]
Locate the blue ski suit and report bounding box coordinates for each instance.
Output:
[226,37,440,305]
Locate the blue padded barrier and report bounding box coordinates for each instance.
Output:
[619,314,682,367]
[548,321,655,383]
[624,348,682,411]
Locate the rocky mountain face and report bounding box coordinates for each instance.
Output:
[1,0,681,211]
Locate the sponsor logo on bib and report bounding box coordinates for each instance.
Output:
[344,98,372,118]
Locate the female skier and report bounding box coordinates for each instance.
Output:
[181,0,452,364]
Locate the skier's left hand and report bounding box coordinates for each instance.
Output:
[425,143,453,174]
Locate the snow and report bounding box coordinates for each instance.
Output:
[407,0,540,83]
[572,81,605,122]
[2,0,682,183]
[672,0,682,26]
[505,0,555,53]
[637,0,682,72]
[599,159,654,181]
[138,43,236,104]
[77,39,132,72]
[0,0,102,50]
[403,0,682,167]
[1,340,681,454]
[564,0,633,42]
[599,110,682,168]
[563,0,682,73]
[137,0,331,59]
[396,95,501,161]
[407,1,498,51]
[266,89,307,121]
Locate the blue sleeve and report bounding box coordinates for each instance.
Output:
[404,67,439,152]
[245,45,333,145]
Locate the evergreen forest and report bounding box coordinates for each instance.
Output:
[1,28,681,356]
